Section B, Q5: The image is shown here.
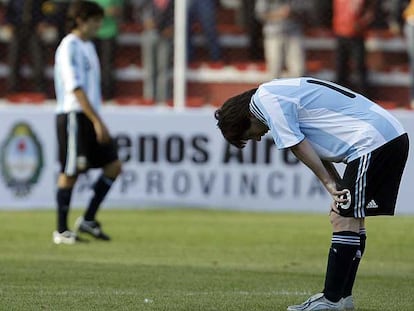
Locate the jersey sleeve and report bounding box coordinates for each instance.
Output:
[60,40,83,92]
[254,87,304,149]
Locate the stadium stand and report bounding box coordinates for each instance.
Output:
[0,1,410,108]
[92,1,414,108]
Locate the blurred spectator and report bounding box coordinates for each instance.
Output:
[240,0,263,60]
[255,0,307,79]
[309,0,332,28]
[91,0,124,100]
[332,0,376,95]
[389,0,414,108]
[370,1,391,29]
[140,0,174,103]
[187,0,222,62]
[3,0,58,94]
[387,0,406,34]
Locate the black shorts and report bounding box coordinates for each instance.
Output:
[337,133,409,218]
[56,112,118,176]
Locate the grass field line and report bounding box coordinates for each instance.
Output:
[1,285,311,298]
[183,290,312,297]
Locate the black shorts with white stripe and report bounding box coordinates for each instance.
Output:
[56,112,119,176]
[337,133,409,218]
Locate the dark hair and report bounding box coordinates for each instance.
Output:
[214,88,258,148]
[66,1,104,32]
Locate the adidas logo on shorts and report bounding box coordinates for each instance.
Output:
[366,200,378,209]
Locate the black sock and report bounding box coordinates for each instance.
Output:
[56,187,73,233]
[323,231,360,302]
[84,175,115,221]
[343,228,367,297]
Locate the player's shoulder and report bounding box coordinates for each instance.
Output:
[257,77,307,97]
[260,77,304,88]
[59,34,82,50]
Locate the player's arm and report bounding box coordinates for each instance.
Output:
[321,160,342,186]
[73,87,111,144]
[290,139,348,206]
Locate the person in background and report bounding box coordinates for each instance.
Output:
[187,0,222,62]
[255,0,307,79]
[389,0,414,108]
[53,0,122,245]
[214,77,408,311]
[91,0,124,100]
[240,0,263,61]
[388,0,407,35]
[311,0,332,28]
[332,0,376,95]
[140,0,174,103]
[4,0,58,94]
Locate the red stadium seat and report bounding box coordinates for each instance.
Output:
[6,92,46,104]
[114,96,155,106]
[167,97,205,108]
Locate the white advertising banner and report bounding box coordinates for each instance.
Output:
[1,104,413,214]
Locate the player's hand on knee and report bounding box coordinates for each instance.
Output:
[332,189,351,214]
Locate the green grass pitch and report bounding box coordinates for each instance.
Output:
[0,209,413,310]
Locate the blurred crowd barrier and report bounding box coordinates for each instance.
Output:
[0,0,411,108]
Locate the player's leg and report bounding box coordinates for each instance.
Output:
[55,174,77,235]
[318,151,372,309]
[53,113,80,244]
[83,159,122,222]
[53,173,77,244]
[76,159,121,241]
[287,154,364,310]
[341,218,365,310]
[287,214,360,311]
[336,133,408,309]
[322,213,360,303]
[288,134,408,310]
[76,130,122,240]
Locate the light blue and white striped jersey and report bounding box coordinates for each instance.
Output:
[54,34,102,113]
[250,77,406,163]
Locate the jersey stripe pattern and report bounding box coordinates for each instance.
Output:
[249,77,406,163]
[54,34,102,114]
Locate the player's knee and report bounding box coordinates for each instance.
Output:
[104,160,122,179]
[112,160,122,177]
[329,212,359,232]
[58,174,77,188]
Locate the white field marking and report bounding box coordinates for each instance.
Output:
[184,290,311,296]
[4,286,311,298]
[3,286,139,296]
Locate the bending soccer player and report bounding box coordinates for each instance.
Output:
[214,77,408,311]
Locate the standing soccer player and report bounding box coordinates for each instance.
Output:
[214,77,409,311]
[53,1,122,245]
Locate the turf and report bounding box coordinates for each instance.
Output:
[0,209,413,310]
